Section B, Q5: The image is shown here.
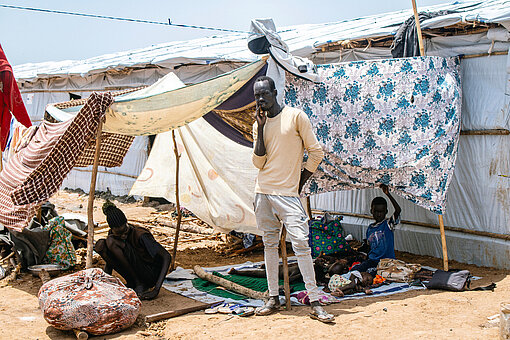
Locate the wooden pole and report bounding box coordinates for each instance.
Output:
[412,0,426,56]
[145,301,221,323]
[193,265,268,300]
[438,214,449,271]
[280,227,291,310]
[306,196,313,219]
[86,121,103,269]
[170,130,182,271]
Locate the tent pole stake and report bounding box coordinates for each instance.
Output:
[170,130,181,271]
[280,227,291,310]
[438,214,448,271]
[86,120,103,269]
[412,0,426,56]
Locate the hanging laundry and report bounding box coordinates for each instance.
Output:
[0,44,31,150]
[284,56,462,213]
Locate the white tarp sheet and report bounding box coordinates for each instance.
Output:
[130,118,259,234]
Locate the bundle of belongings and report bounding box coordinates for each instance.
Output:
[38,268,141,335]
[0,202,83,271]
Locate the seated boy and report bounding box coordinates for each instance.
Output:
[351,184,401,275]
[94,202,171,300]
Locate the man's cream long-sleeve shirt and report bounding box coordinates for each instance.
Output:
[252,106,324,197]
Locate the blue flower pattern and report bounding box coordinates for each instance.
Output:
[283,56,462,214]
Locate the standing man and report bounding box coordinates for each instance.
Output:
[252,76,334,323]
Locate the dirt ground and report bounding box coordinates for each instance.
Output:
[0,190,508,340]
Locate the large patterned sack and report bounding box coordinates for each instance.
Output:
[38,268,141,335]
[309,218,351,258]
[42,216,76,270]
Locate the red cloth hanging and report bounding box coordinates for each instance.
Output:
[0,44,32,151]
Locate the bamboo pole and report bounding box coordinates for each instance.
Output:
[86,121,103,269]
[412,0,426,57]
[438,215,449,271]
[170,130,182,271]
[280,227,291,310]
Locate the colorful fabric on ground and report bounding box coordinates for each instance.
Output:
[284,56,462,213]
[0,44,32,150]
[309,218,351,258]
[0,92,113,231]
[328,274,351,291]
[38,268,141,335]
[42,216,76,270]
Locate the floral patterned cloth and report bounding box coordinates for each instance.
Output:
[42,216,76,270]
[284,56,462,213]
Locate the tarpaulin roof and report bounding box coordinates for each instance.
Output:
[13,0,510,81]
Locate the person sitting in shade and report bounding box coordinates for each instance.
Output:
[94,201,171,300]
[351,184,401,275]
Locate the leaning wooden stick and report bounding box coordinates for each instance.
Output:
[193,265,268,300]
[145,301,221,323]
[86,120,103,269]
[412,0,426,56]
[438,214,449,271]
[170,130,182,271]
[280,227,291,310]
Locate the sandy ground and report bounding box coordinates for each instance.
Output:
[0,190,508,340]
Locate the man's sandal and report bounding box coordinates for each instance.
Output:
[255,296,280,316]
[309,303,335,323]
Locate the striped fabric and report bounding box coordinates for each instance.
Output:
[0,92,113,231]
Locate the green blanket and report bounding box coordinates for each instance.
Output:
[192,271,306,300]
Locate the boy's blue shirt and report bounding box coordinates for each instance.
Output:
[366,215,400,261]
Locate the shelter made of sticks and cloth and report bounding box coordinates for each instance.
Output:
[9,0,510,269]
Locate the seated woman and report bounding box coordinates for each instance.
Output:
[94,201,171,300]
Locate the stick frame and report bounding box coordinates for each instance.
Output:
[412,0,426,56]
[438,214,449,271]
[280,227,291,310]
[170,130,182,271]
[86,121,103,269]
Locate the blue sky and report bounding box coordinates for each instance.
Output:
[1,0,450,66]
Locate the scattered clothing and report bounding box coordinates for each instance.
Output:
[41,216,76,270]
[376,258,422,283]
